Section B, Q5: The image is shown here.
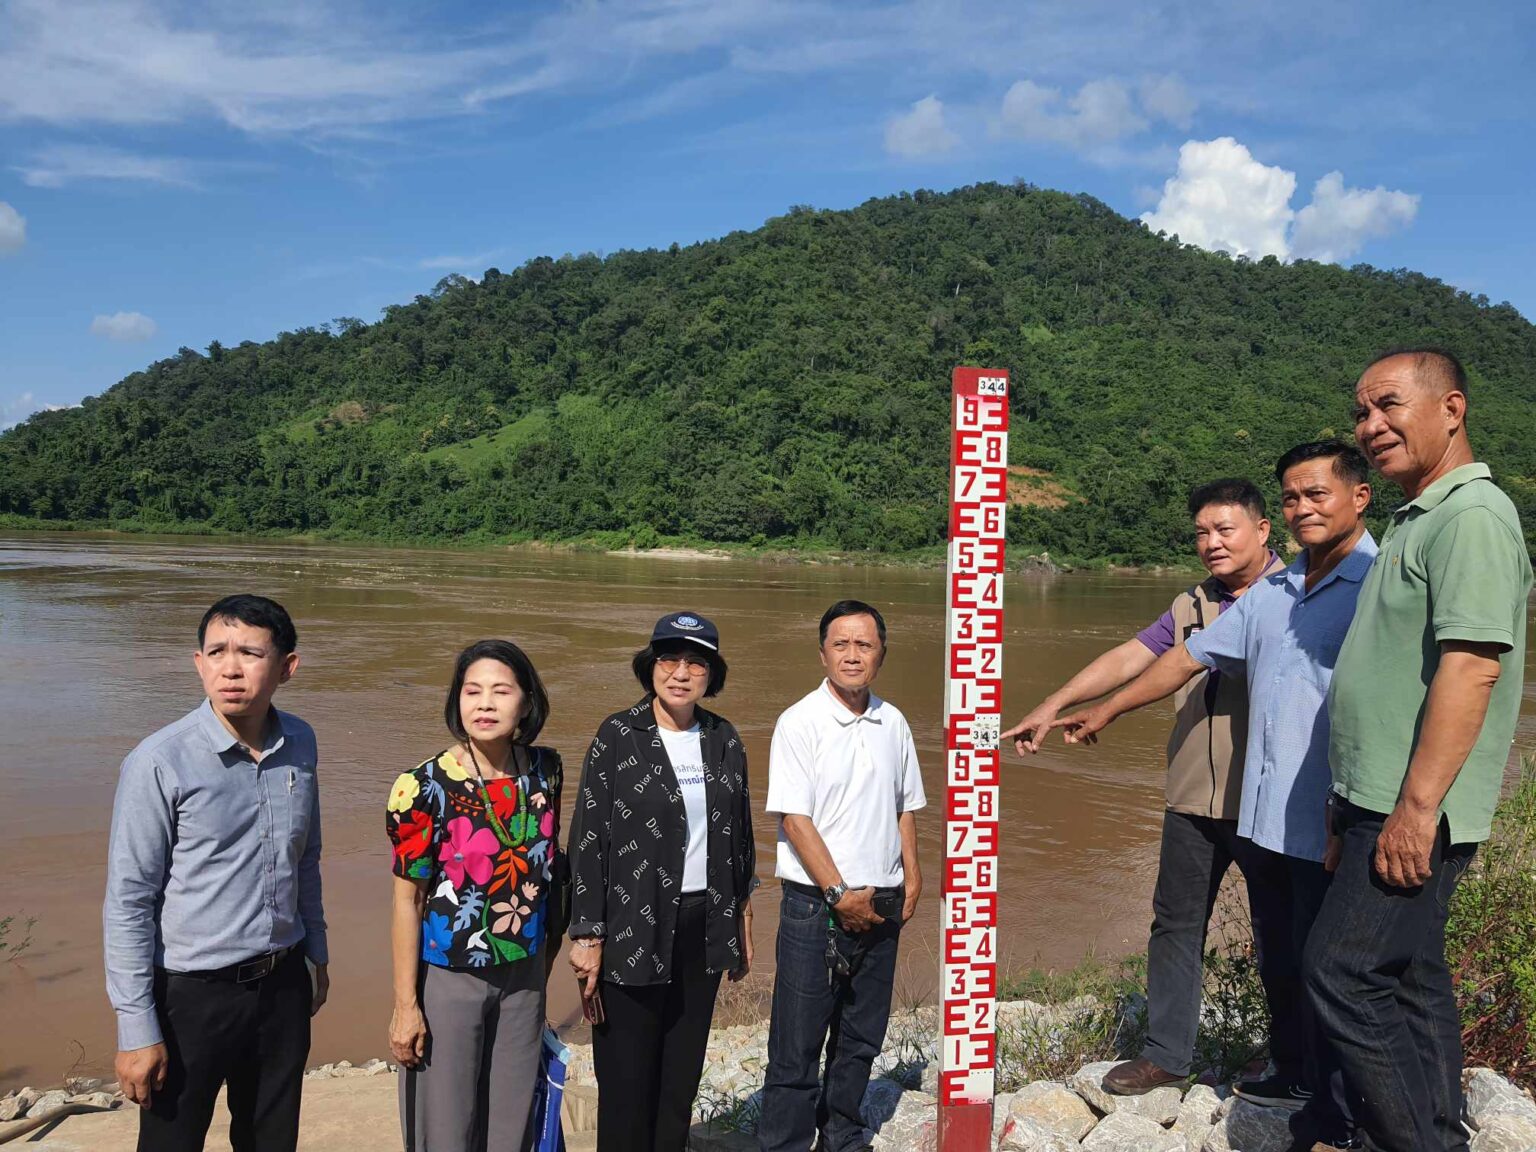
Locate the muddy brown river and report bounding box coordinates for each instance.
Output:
[1,533,1531,1091]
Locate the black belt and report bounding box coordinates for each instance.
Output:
[784,881,903,901]
[167,944,298,984]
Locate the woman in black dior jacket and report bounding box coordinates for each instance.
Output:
[567,610,757,1152]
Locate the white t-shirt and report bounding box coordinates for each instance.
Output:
[765,680,926,888]
[659,723,709,893]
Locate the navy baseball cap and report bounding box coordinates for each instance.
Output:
[651,611,719,652]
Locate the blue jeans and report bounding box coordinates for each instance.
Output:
[759,885,901,1152]
[1303,797,1475,1152]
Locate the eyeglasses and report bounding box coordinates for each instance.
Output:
[656,653,711,675]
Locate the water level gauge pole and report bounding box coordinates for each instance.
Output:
[938,366,1008,1152]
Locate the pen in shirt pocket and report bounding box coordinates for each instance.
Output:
[288,768,296,792]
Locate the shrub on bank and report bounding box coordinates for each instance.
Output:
[1448,753,1536,1089]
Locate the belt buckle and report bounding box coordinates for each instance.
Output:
[236,954,274,983]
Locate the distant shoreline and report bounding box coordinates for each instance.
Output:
[0,517,1205,576]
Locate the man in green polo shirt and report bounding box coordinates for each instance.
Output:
[1305,347,1531,1152]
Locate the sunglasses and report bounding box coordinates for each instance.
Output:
[656,653,711,675]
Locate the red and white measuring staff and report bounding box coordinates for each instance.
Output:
[938,366,1009,1152]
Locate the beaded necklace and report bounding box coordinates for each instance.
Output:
[464,742,528,850]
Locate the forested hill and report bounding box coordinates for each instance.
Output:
[3,181,1535,563]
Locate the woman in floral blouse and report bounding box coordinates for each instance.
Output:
[568,611,756,1152]
[386,639,562,1152]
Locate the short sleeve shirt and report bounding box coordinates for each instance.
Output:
[1328,465,1531,843]
[1186,535,1377,861]
[1135,552,1280,655]
[765,681,926,888]
[386,747,563,968]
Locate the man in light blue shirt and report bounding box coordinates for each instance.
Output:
[104,594,327,1152]
[1052,441,1374,1149]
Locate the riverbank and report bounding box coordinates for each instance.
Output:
[10,1006,1535,1152]
[0,513,1201,574]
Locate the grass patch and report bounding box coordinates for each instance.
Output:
[422,408,553,468]
[1449,753,1536,1089]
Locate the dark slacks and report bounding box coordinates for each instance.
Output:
[593,893,723,1152]
[1142,810,1292,1077]
[1303,797,1475,1152]
[1243,842,1354,1141]
[759,884,901,1152]
[138,947,312,1152]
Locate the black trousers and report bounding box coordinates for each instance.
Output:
[1304,798,1475,1152]
[593,893,723,1152]
[1243,842,1355,1141]
[1142,810,1290,1077]
[138,948,312,1152]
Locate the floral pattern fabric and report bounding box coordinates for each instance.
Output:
[386,747,562,969]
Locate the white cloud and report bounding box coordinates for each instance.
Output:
[418,249,504,271]
[1290,171,1419,263]
[17,145,202,188]
[91,311,158,342]
[1141,137,1418,263]
[1141,137,1295,258]
[884,95,959,159]
[997,73,1196,160]
[0,201,24,253]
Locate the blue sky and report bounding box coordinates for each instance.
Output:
[2,0,1534,429]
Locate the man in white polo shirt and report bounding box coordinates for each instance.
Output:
[759,600,926,1152]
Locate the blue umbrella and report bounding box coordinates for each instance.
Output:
[529,1026,571,1152]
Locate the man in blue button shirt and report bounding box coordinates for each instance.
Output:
[104,594,328,1152]
[1053,441,1375,1150]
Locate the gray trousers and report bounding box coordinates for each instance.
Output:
[400,960,546,1152]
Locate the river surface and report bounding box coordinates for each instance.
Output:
[1,533,1532,1091]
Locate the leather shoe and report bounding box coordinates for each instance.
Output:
[1102,1057,1186,1096]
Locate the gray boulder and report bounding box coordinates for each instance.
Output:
[1069,1061,1121,1114]
[1470,1112,1536,1152]
[1171,1083,1223,1152]
[862,1078,907,1131]
[1006,1082,1099,1142]
[1466,1068,1536,1130]
[1082,1111,1183,1151]
[1173,1084,1222,1130]
[1109,1085,1183,1126]
[26,1089,70,1118]
[869,1089,936,1152]
[997,1115,1079,1152]
[1200,1099,1293,1152]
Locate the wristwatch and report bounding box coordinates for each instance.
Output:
[824,882,849,907]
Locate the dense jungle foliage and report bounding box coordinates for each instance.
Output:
[3,181,1533,563]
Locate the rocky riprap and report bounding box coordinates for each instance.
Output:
[590,1001,1536,1152]
[5,1020,1532,1152]
[0,1077,124,1127]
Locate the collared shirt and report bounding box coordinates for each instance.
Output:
[1186,534,1378,861]
[1329,464,1531,843]
[765,680,927,888]
[1134,551,1281,656]
[1136,551,1287,819]
[104,700,327,1051]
